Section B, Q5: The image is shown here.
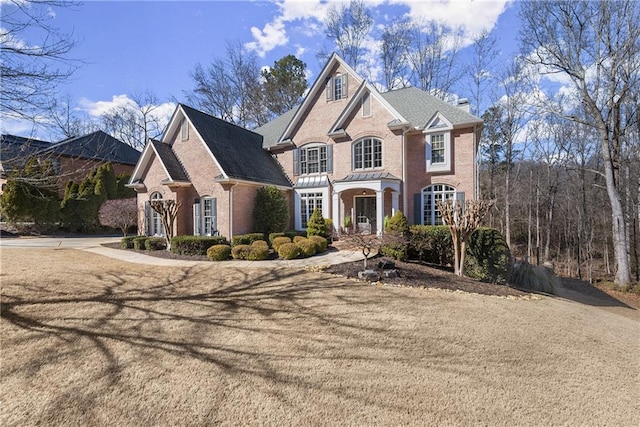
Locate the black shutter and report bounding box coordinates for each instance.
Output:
[413,193,422,225]
[326,145,333,174]
[293,148,300,176]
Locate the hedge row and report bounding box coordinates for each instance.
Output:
[170,235,229,255]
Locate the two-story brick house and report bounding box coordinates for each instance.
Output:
[128,54,482,238]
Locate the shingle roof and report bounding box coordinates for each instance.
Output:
[38,131,140,165]
[151,140,189,182]
[380,87,482,129]
[1,135,51,171]
[180,104,291,187]
[253,107,298,149]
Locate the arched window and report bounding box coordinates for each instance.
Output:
[149,192,164,236]
[353,138,382,170]
[422,184,457,225]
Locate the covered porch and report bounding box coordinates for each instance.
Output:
[332,172,401,235]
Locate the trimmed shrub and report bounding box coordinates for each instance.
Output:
[207,244,231,261]
[510,261,559,294]
[309,235,328,253]
[145,237,167,251]
[293,235,307,244]
[408,225,453,266]
[296,238,317,258]
[232,244,252,260]
[171,235,229,255]
[272,236,292,252]
[133,236,148,250]
[464,228,512,283]
[231,233,265,247]
[269,232,285,246]
[121,236,136,249]
[253,186,288,236]
[247,240,270,261]
[278,242,301,259]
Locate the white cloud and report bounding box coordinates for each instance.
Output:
[78,94,137,117]
[246,19,289,57]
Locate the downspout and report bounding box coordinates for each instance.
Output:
[229,183,236,239]
[402,128,407,216]
[474,124,481,199]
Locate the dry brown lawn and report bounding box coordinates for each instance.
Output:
[1,247,639,426]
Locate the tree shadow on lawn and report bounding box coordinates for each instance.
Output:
[2,265,465,421]
[555,277,637,310]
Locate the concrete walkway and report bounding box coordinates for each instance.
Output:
[0,235,365,268]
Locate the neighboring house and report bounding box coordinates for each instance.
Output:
[129,53,482,238]
[0,131,140,195]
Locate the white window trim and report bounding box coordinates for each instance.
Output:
[425,131,451,173]
[193,196,217,236]
[421,184,457,225]
[294,187,329,230]
[300,144,328,175]
[352,137,383,171]
[150,192,164,237]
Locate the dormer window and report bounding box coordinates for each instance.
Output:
[424,113,453,173]
[326,74,348,101]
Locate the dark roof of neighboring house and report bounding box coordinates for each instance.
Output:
[1,134,52,171]
[38,131,140,165]
[180,104,291,187]
[254,86,482,148]
[150,140,189,182]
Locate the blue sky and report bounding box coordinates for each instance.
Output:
[2,0,520,138]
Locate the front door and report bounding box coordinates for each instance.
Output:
[355,196,376,234]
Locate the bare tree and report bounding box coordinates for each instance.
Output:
[406,20,463,100]
[324,0,373,69]
[437,199,495,276]
[466,29,499,116]
[101,91,167,151]
[379,17,412,90]
[149,199,180,251]
[520,0,640,286]
[186,41,266,128]
[47,95,98,139]
[1,0,80,122]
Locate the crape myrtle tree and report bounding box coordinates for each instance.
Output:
[520,0,640,286]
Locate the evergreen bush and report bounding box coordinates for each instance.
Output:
[278,242,300,259]
[464,228,512,283]
[309,235,328,252]
[380,211,409,261]
[296,238,317,258]
[231,233,265,246]
[293,235,307,243]
[121,236,136,249]
[253,186,288,236]
[272,236,292,251]
[145,237,167,251]
[306,208,327,238]
[171,235,228,255]
[133,236,148,250]
[408,225,453,266]
[247,240,270,261]
[207,244,231,261]
[231,244,252,260]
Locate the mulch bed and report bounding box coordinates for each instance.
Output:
[323,256,529,297]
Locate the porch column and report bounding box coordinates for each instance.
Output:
[391,191,399,216]
[332,191,340,236]
[376,190,384,235]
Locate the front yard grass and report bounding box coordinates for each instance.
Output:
[1,247,638,426]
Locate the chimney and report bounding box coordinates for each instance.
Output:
[457,98,470,113]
